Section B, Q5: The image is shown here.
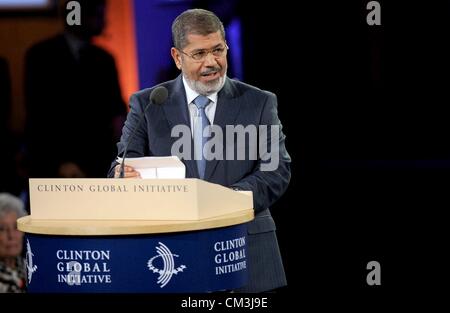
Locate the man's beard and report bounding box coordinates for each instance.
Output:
[183,69,226,96]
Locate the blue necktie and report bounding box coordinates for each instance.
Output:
[193,95,211,179]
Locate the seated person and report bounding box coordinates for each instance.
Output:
[0,193,27,293]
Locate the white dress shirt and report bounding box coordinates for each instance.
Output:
[182,76,219,137]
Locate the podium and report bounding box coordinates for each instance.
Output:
[17,178,254,293]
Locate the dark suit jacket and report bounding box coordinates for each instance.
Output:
[0,57,17,194]
[109,75,291,292]
[25,34,126,178]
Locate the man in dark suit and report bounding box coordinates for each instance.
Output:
[109,9,291,293]
[0,57,16,194]
[25,0,126,179]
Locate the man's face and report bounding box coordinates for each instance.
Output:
[171,31,228,95]
[0,212,24,259]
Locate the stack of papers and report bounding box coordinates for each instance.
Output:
[116,156,185,179]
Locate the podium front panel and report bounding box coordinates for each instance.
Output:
[24,224,248,293]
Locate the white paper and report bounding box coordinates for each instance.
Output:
[116,156,185,179]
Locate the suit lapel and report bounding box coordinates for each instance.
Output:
[161,76,199,178]
[204,78,241,181]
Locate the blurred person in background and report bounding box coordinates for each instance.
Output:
[0,57,23,196]
[25,0,126,179]
[0,57,13,192]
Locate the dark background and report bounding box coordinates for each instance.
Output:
[236,0,449,302]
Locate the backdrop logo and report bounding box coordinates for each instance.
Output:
[25,239,38,284]
[66,1,81,26]
[147,242,187,288]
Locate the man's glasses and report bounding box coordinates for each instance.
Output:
[179,45,228,62]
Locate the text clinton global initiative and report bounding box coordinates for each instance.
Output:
[36,184,189,193]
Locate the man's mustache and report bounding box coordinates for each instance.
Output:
[200,67,221,76]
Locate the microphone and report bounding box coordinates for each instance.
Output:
[119,86,168,178]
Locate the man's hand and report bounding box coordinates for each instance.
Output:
[114,164,141,178]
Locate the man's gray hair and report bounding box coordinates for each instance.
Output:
[0,193,27,219]
[172,9,226,50]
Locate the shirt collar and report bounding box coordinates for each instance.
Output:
[64,32,88,60]
[182,76,218,105]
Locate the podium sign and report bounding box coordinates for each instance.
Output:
[19,178,254,293]
[29,178,253,220]
[25,224,248,293]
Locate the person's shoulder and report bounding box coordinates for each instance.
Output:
[0,57,7,76]
[131,79,177,102]
[227,77,276,99]
[132,87,152,103]
[89,44,115,62]
[27,34,66,54]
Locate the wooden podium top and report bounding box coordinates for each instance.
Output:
[17,209,254,235]
[28,179,253,221]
